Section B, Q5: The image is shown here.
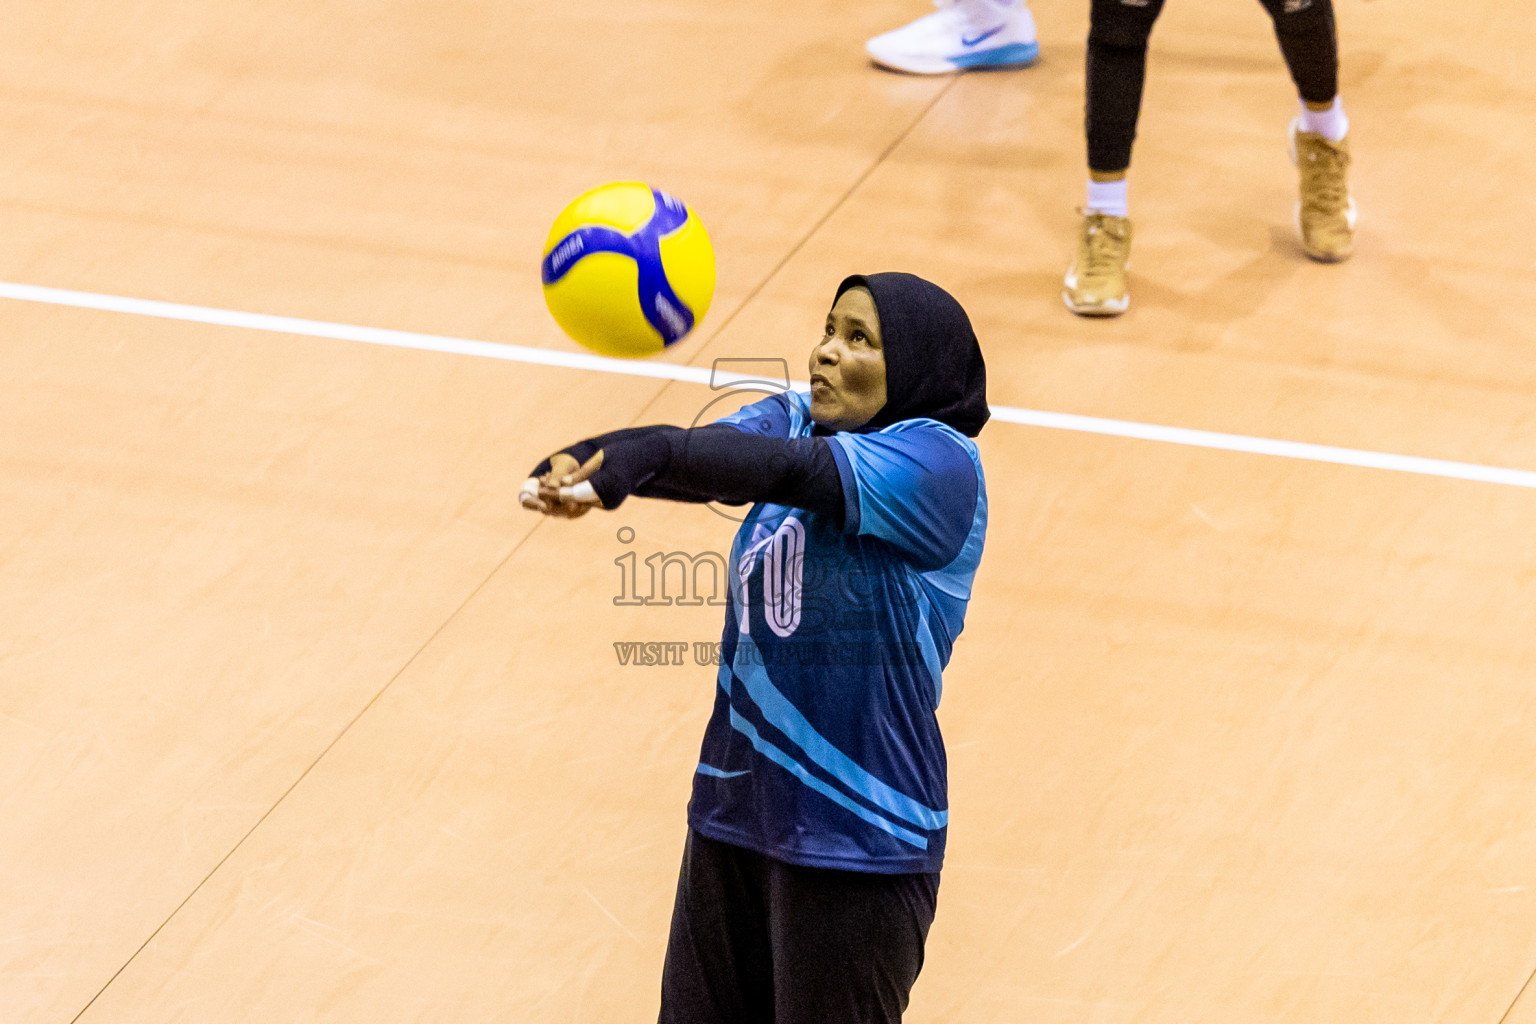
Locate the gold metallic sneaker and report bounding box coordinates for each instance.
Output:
[1290,120,1356,262]
[1063,209,1132,317]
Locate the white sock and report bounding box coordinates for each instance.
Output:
[1086,178,1128,218]
[1298,96,1349,141]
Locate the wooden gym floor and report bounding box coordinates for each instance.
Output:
[3,1,1535,1021]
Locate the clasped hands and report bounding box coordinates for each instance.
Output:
[520,450,606,518]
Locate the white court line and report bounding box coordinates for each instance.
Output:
[984,407,1536,489]
[4,279,1536,491]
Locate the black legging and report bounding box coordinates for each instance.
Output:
[1086,0,1339,173]
[659,830,939,1024]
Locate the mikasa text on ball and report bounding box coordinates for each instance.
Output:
[541,182,715,358]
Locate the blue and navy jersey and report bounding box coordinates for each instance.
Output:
[687,391,988,874]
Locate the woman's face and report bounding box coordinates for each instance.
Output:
[809,287,887,431]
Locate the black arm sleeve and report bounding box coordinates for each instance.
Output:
[530,424,847,525]
[530,425,673,478]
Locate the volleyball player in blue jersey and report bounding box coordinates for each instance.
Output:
[523,272,989,1023]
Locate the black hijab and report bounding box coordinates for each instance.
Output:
[832,272,989,438]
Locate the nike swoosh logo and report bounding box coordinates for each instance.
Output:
[961,24,1004,47]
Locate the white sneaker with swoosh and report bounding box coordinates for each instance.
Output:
[866,0,1039,75]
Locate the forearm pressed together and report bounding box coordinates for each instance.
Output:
[533,424,845,524]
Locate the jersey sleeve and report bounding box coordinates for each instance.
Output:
[711,392,795,438]
[827,426,980,572]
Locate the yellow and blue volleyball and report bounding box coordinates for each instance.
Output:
[540,181,715,358]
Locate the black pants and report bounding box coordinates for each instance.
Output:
[1087,0,1339,172]
[658,830,940,1024]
